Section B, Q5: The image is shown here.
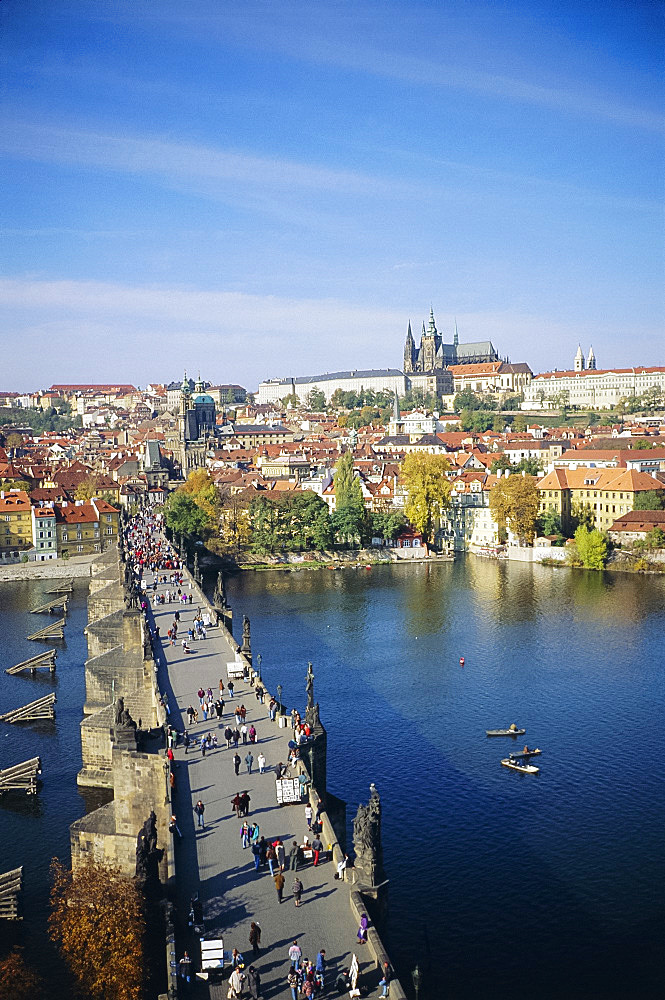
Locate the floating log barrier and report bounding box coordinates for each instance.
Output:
[0,868,23,920]
[45,579,73,594]
[30,596,68,614]
[26,618,65,641]
[0,693,56,723]
[6,650,57,675]
[0,757,42,795]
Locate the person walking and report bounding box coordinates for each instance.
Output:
[229,965,246,998]
[169,814,182,839]
[276,839,286,872]
[266,844,277,876]
[274,870,285,903]
[247,965,261,1000]
[311,834,323,866]
[287,966,300,1000]
[251,839,261,871]
[288,840,300,871]
[357,912,368,945]
[178,951,192,985]
[257,752,266,774]
[241,821,250,848]
[194,799,205,829]
[240,790,251,816]
[249,920,261,956]
[292,876,303,907]
[304,803,313,829]
[233,752,241,776]
[315,950,326,992]
[228,680,234,698]
[245,751,254,774]
[288,940,302,970]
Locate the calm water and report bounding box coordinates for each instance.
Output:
[0,578,104,989]
[225,558,665,1000]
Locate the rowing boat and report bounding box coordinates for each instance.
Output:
[510,748,542,759]
[486,728,525,737]
[501,758,539,774]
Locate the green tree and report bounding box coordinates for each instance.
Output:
[573,525,608,569]
[401,453,452,544]
[633,491,665,511]
[489,475,540,544]
[633,438,655,450]
[181,469,220,523]
[305,387,326,410]
[492,413,506,432]
[74,475,103,501]
[454,389,482,413]
[164,491,209,537]
[370,510,405,542]
[49,858,144,1000]
[571,501,596,531]
[490,454,512,474]
[512,414,527,433]
[281,393,299,408]
[537,506,562,537]
[249,496,282,554]
[515,457,541,476]
[644,526,665,549]
[332,452,366,545]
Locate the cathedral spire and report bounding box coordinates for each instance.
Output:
[428,306,437,336]
[574,344,585,372]
[454,318,459,348]
[194,371,204,394]
[587,345,596,370]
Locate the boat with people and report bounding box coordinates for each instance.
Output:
[486,724,525,737]
[510,747,542,759]
[501,757,539,774]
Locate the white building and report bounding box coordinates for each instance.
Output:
[522,366,665,410]
[257,369,406,405]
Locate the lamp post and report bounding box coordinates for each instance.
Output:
[256,653,262,683]
[412,964,422,1000]
[276,683,283,717]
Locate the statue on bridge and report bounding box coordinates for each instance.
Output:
[135,810,162,892]
[352,783,385,889]
[111,696,138,750]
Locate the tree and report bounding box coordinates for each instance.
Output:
[537,507,563,537]
[633,439,655,450]
[490,454,512,474]
[573,525,608,569]
[181,469,220,523]
[0,948,44,1000]
[281,393,299,408]
[515,457,541,476]
[74,475,102,501]
[454,389,482,413]
[401,453,452,544]
[492,413,506,432]
[571,501,596,531]
[49,858,144,1000]
[512,414,527,433]
[633,491,665,511]
[332,452,366,545]
[164,491,209,537]
[644,526,665,549]
[489,475,540,544]
[306,387,326,410]
[370,509,405,542]
[5,432,23,451]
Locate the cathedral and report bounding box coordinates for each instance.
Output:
[177,373,218,473]
[403,308,499,373]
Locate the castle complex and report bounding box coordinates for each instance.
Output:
[403,308,499,372]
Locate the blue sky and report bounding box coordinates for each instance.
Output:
[1,0,663,391]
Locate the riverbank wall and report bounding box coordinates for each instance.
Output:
[0,556,96,581]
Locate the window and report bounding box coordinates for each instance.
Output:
[62,532,68,542]
[106,514,112,523]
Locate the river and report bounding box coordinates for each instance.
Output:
[1,561,663,998]
[224,557,665,999]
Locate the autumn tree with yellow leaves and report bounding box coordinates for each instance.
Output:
[401,453,452,544]
[49,858,145,1000]
[489,474,540,544]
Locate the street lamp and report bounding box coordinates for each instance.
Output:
[276,684,283,717]
[412,965,422,1000]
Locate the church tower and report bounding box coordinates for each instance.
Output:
[403,321,416,373]
[574,345,585,372]
[587,346,596,370]
[421,307,437,372]
[179,371,191,418]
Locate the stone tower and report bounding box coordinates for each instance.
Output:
[403,321,416,373]
[587,345,596,370]
[574,345,585,372]
[420,307,438,372]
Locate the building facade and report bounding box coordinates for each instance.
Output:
[523,366,665,410]
[257,370,406,405]
[537,467,665,532]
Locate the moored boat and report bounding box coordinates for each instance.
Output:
[486,726,525,737]
[510,748,542,759]
[501,757,539,774]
